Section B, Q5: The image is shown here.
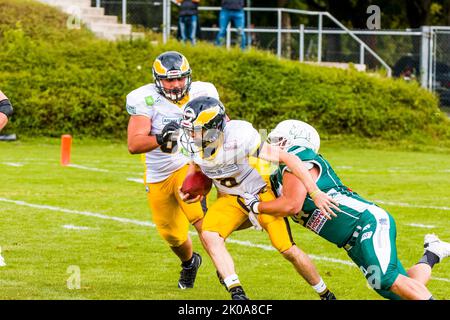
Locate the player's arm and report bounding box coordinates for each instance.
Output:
[257,171,307,217]
[178,162,204,204]
[257,142,338,218]
[127,116,179,154]
[127,115,159,154]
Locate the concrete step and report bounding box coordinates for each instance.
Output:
[131,32,146,40]
[93,31,146,41]
[37,0,140,42]
[88,22,132,34]
[52,5,105,17]
[81,14,117,24]
[80,7,105,16]
[40,0,92,8]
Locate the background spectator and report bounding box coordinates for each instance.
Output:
[177,0,200,45]
[215,0,246,50]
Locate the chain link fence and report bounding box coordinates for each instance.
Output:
[90,0,163,31]
[433,30,450,109]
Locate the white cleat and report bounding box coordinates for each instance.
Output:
[424,234,450,263]
[0,253,6,267]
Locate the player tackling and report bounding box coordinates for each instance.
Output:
[243,119,450,300]
[176,96,339,300]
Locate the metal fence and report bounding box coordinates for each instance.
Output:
[429,28,450,108]
[91,0,163,30]
[90,1,450,107]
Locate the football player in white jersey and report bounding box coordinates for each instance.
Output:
[177,96,339,300]
[126,51,220,290]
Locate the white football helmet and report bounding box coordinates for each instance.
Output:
[267,120,320,153]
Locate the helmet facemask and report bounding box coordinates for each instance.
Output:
[267,132,291,150]
[180,121,224,158]
[155,74,192,102]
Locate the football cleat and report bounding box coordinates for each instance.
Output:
[230,286,249,300]
[424,234,450,263]
[0,253,5,267]
[216,270,228,291]
[178,252,202,289]
[320,289,337,300]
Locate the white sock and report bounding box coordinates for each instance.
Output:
[312,277,327,294]
[223,274,241,290]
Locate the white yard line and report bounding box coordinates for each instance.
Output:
[375,200,450,211]
[127,177,144,184]
[0,197,448,283]
[335,166,450,173]
[0,197,154,227]
[2,162,23,167]
[62,224,95,230]
[67,164,109,172]
[406,223,436,229]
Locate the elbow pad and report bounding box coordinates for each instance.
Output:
[0,99,13,117]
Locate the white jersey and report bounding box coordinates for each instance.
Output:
[180,120,266,197]
[126,81,219,183]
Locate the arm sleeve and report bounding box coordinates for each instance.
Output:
[281,146,316,174]
[126,93,153,118]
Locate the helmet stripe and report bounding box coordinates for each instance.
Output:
[181,57,190,72]
[153,59,167,75]
[193,106,220,126]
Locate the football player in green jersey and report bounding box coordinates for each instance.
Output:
[242,120,450,300]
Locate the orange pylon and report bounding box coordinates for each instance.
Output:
[61,134,72,166]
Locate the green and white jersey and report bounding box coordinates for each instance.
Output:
[270,145,374,248]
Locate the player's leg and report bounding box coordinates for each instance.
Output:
[257,189,336,300]
[171,165,207,288]
[215,9,230,46]
[147,173,200,289]
[230,9,246,49]
[348,207,433,300]
[407,233,450,285]
[202,195,249,299]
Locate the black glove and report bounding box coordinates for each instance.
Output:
[155,121,180,153]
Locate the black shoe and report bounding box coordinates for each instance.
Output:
[178,252,202,289]
[230,286,249,300]
[216,270,227,291]
[320,289,337,300]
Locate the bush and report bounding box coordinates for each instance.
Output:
[1,0,449,146]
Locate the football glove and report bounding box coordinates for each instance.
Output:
[242,192,260,214]
[241,192,263,231]
[156,121,180,153]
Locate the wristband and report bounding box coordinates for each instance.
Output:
[309,189,321,200]
[251,201,260,214]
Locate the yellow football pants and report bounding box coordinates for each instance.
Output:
[202,188,294,253]
[146,165,205,247]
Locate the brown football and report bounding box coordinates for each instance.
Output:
[181,171,213,199]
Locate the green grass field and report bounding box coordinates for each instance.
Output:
[0,137,449,300]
